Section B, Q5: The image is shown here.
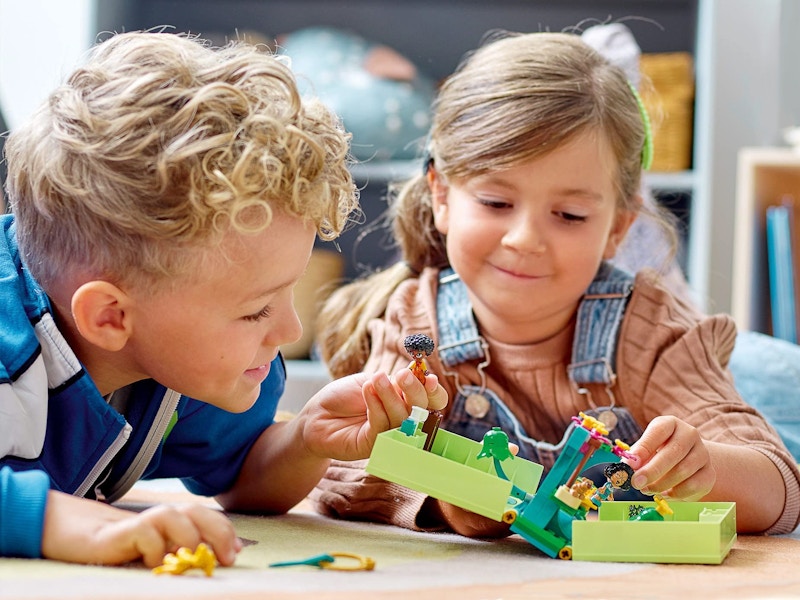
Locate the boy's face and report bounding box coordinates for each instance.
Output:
[430,129,636,345]
[125,210,315,412]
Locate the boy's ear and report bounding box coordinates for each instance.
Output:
[603,195,641,260]
[427,166,450,234]
[71,281,133,352]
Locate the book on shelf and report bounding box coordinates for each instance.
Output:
[766,196,798,343]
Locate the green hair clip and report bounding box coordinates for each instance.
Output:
[628,80,654,171]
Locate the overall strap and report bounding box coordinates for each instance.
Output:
[436,268,486,368]
[435,263,634,386]
[568,262,635,386]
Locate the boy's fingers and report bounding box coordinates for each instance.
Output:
[363,379,392,433]
[131,504,239,568]
[138,507,202,567]
[373,371,410,427]
[424,375,449,411]
[181,504,240,566]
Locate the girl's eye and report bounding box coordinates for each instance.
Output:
[476,197,511,209]
[244,305,273,322]
[555,211,588,223]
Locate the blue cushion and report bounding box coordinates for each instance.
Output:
[730,330,800,461]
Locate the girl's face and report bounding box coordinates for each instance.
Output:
[124,210,315,412]
[431,129,637,344]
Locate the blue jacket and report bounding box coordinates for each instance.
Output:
[0,215,283,557]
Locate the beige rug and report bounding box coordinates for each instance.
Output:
[2,482,800,600]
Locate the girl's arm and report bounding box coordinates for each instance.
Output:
[628,416,787,533]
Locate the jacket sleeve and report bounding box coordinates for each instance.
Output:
[0,466,50,557]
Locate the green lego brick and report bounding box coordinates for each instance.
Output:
[571,501,736,564]
[366,427,543,521]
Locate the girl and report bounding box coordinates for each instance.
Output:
[311,31,800,537]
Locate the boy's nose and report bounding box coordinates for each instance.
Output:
[269,303,304,349]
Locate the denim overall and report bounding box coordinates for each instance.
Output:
[436,263,646,496]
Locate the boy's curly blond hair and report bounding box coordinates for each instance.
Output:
[4,31,358,292]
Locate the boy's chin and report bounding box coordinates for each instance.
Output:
[204,388,261,414]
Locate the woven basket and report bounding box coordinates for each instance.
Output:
[639,52,695,172]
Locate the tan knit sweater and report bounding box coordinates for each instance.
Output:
[311,267,800,535]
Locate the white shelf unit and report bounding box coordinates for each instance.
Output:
[352,161,696,195]
[732,147,800,335]
[281,359,331,414]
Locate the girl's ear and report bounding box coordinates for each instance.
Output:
[427,166,450,234]
[71,281,134,352]
[602,195,641,260]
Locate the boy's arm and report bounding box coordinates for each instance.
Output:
[0,467,49,557]
[41,489,240,567]
[2,466,240,566]
[216,369,447,513]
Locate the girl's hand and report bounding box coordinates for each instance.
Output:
[299,368,448,461]
[425,498,510,538]
[41,490,241,567]
[626,415,716,501]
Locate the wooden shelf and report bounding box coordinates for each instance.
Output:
[732,147,800,334]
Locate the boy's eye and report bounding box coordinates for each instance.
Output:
[243,305,273,322]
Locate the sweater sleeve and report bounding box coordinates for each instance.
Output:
[308,459,436,530]
[0,466,50,557]
[310,271,450,530]
[617,271,800,535]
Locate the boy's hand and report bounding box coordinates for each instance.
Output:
[626,415,716,501]
[41,490,241,567]
[300,368,448,461]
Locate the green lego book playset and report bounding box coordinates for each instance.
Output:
[366,409,736,565]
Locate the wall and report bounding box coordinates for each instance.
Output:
[0,0,95,129]
[691,0,800,314]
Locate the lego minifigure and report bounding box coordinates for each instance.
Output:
[403,334,440,450]
[403,333,435,385]
[590,462,635,508]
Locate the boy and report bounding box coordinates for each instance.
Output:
[0,31,446,566]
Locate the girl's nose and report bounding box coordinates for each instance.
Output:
[502,216,547,255]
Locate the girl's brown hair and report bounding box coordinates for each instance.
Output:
[317,31,674,377]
